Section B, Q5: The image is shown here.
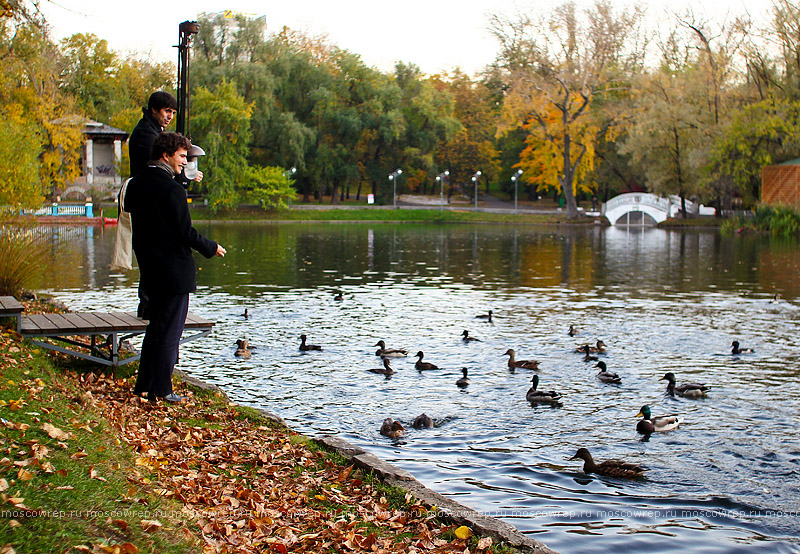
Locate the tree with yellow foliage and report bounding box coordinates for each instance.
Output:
[490,0,644,218]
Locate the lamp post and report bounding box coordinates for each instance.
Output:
[389,169,402,208]
[436,170,449,211]
[511,169,523,213]
[284,166,296,207]
[471,171,482,210]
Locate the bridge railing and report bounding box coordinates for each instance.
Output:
[1,203,94,218]
[604,193,672,213]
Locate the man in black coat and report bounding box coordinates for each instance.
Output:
[129,91,177,177]
[125,132,226,402]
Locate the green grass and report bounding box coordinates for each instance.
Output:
[0,335,200,554]
[188,205,568,224]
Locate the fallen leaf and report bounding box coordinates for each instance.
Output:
[42,423,71,441]
[17,468,34,481]
[0,478,8,492]
[140,519,162,532]
[477,536,493,550]
[112,519,129,532]
[454,526,473,540]
[89,467,107,482]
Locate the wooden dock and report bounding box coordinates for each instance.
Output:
[1,297,214,372]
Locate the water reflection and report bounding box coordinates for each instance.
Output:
[36,223,800,554]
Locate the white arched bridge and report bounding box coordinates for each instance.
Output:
[601,193,715,226]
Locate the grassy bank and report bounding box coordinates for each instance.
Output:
[0,306,520,554]
[188,206,571,225]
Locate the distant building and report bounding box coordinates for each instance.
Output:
[762,158,800,206]
[62,120,128,201]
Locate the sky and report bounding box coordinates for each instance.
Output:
[38,0,770,77]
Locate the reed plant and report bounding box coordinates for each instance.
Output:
[722,204,800,237]
[0,216,47,296]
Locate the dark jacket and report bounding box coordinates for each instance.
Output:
[129,109,162,177]
[124,165,218,296]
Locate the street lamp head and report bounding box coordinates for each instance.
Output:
[511,176,517,182]
[476,170,482,176]
[397,169,402,175]
[290,166,297,174]
[516,169,523,176]
[444,170,449,176]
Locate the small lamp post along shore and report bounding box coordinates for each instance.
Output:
[436,170,449,211]
[471,171,482,209]
[511,169,523,213]
[389,169,402,208]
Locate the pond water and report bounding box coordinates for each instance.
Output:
[36,223,800,554]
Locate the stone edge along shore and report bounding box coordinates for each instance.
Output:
[176,370,558,554]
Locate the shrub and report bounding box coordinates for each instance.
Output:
[0,217,47,296]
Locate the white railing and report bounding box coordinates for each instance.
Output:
[604,193,671,213]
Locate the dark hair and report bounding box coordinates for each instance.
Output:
[150,132,191,160]
[147,91,178,112]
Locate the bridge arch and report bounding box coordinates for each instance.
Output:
[602,193,671,226]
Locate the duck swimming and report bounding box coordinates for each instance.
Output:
[241,308,249,319]
[568,325,577,337]
[234,339,252,358]
[570,448,645,478]
[412,413,434,429]
[462,330,481,342]
[636,405,682,434]
[581,344,599,362]
[414,351,440,371]
[456,367,471,387]
[660,372,709,398]
[374,340,408,358]
[299,334,322,351]
[475,310,493,322]
[526,375,562,403]
[333,291,343,301]
[575,340,606,354]
[368,358,394,377]
[379,418,405,439]
[595,361,621,384]
[503,349,540,370]
[731,340,754,355]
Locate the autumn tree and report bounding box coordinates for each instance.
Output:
[0,17,81,205]
[490,0,645,218]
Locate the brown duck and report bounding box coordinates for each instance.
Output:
[570,448,645,478]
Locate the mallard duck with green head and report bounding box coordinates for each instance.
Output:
[595,361,621,384]
[504,349,540,370]
[526,375,562,403]
[636,405,682,434]
[660,372,709,398]
[569,448,645,478]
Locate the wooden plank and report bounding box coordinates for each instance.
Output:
[42,313,77,332]
[60,313,102,334]
[70,313,109,333]
[109,312,147,331]
[92,312,133,331]
[25,314,60,333]
[19,316,41,333]
[0,296,24,316]
[185,313,214,328]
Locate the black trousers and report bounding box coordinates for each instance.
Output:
[134,292,189,397]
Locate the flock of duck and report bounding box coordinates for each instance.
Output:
[234,308,755,480]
